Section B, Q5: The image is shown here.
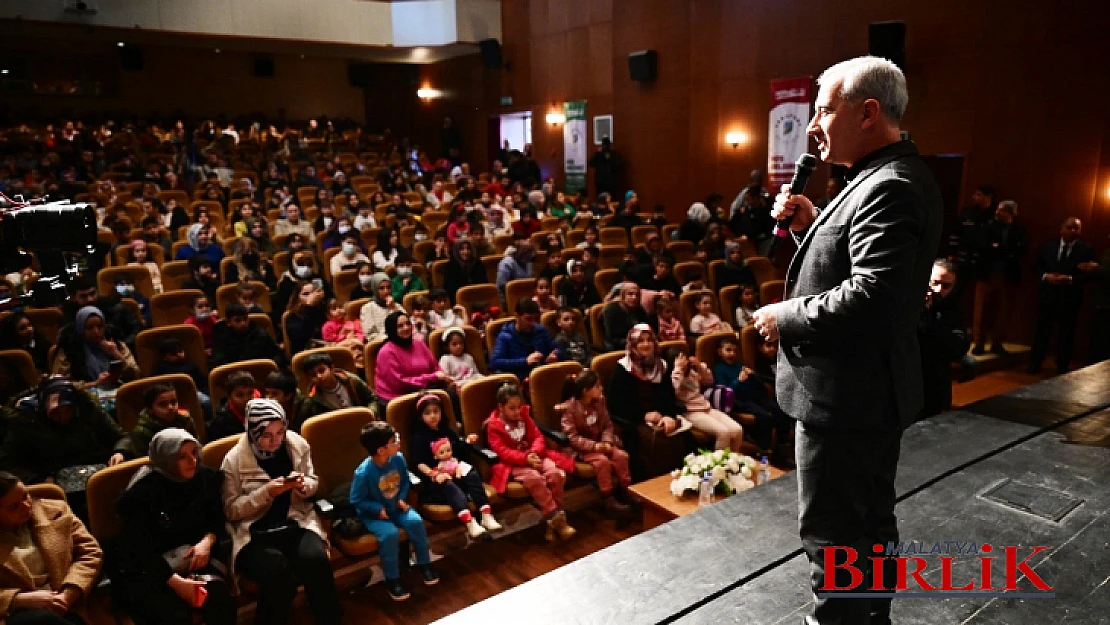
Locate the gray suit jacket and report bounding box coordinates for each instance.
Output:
[774,141,943,430]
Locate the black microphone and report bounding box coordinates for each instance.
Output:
[768,152,818,261]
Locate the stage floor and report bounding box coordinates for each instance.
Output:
[435,362,1110,625]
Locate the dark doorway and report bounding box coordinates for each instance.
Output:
[921,154,965,259]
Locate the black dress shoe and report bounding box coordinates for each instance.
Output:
[971,344,986,356]
[990,344,1010,356]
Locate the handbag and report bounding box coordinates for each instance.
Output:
[54,464,107,494]
[703,385,735,414]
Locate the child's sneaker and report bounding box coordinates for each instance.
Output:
[480,514,503,532]
[419,564,440,586]
[386,578,410,601]
[466,518,487,539]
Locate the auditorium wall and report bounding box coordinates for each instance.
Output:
[497,0,1110,350]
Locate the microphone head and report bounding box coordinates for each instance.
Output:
[796,153,818,172]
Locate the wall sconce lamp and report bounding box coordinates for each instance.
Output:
[725,131,749,148]
[546,110,566,125]
[416,87,442,101]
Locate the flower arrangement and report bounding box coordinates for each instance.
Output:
[670,449,758,497]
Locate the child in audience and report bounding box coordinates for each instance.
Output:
[653,296,686,342]
[263,370,311,433]
[681,268,706,293]
[539,250,566,282]
[184,294,217,353]
[208,370,259,440]
[712,335,791,455]
[351,422,439,601]
[321,297,366,368]
[754,337,779,386]
[110,220,131,261]
[210,302,284,368]
[236,282,265,314]
[390,251,426,301]
[485,383,577,541]
[576,225,600,249]
[298,352,376,422]
[469,302,497,341]
[349,261,377,302]
[580,246,600,284]
[553,307,591,367]
[735,284,759,327]
[127,239,162,293]
[115,274,152,328]
[556,370,633,517]
[438,327,484,387]
[532,276,559,314]
[153,338,210,410]
[689,292,732,335]
[114,382,196,459]
[409,392,501,539]
[409,296,431,343]
[666,346,744,452]
[428,288,465,329]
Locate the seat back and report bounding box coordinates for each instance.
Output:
[672,261,706,288]
[484,317,513,356]
[630,225,658,247]
[457,284,501,319]
[599,227,628,248]
[719,285,741,329]
[587,303,607,351]
[503,278,536,316]
[427,325,488,374]
[362,339,386,391]
[591,351,623,390]
[760,279,785,305]
[480,256,502,283]
[300,407,377,496]
[346,297,369,321]
[333,269,359,306]
[667,240,695,262]
[528,361,582,430]
[208,359,279,409]
[459,374,518,437]
[86,457,149,540]
[26,483,66,501]
[0,350,38,396]
[24,308,64,346]
[215,281,271,317]
[385,389,457,468]
[597,246,626,270]
[114,374,206,441]
[706,259,725,293]
[151,289,205,327]
[430,260,448,288]
[134,325,208,378]
[160,261,193,292]
[201,435,241,469]
[98,265,155,300]
[292,346,358,393]
[746,256,775,286]
[593,268,619,300]
[740,324,762,371]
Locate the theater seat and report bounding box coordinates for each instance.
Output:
[208,359,278,409]
[428,326,488,374]
[114,374,207,442]
[292,346,357,393]
[86,457,149,541]
[134,325,208,378]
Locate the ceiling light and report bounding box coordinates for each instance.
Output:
[117,41,125,47]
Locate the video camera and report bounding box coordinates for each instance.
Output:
[0,198,98,310]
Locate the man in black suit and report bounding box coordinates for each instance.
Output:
[971,200,1027,356]
[1028,217,1095,374]
[752,57,943,625]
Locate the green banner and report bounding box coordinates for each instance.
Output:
[563,100,587,194]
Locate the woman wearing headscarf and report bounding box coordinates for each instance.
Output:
[52,306,139,389]
[0,311,51,374]
[678,202,711,244]
[442,239,488,305]
[634,231,676,270]
[221,399,342,625]
[112,429,235,625]
[715,240,755,290]
[604,324,689,480]
[559,259,601,314]
[358,273,405,341]
[484,205,513,238]
[175,223,225,266]
[601,282,650,352]
[0,470,102,625]
[272,253,332,331]
[374,312,461,419]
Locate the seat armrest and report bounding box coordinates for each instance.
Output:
[537,423,570,447]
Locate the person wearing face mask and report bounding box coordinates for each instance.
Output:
[496,233,535,296]
[389,251,426,302]
[181,257,220,304]
[322,216,355,252]
[175,224,225,267]
[347,262,377,302]
[115,275,152,328]
[329,234,369,278]
[272,254,333,333]
[312,204,336,235]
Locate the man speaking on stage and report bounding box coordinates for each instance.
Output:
[751,56,942,625]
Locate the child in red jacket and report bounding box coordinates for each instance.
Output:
[485,382,577,541]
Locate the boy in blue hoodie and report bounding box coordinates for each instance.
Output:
[351,422,439,602]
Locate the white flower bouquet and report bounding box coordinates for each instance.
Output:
[669,449,758,498]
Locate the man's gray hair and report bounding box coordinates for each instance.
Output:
[818,56,909,123]
[997,199,1018,216]
[933,258,958,275]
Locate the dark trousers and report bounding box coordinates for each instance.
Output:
[735,396,792,449]
[796,421,902,625]
[421,469,490,513]
[1030,293,1081,372]
[6,611,85,625]
[124,565,236,625]
[236,527,342,625]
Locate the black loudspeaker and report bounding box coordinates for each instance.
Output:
[478,38,502,69]
[628,50,657,82]
[869,22,906,70]
[347,63,373,88]
[253,57,275,78]
[119,47,144,71]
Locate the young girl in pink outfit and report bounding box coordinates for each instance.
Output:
[321,298,365,367]
[689,292,733,335]
[665,346,744,452]
[532,277,559,314]
[653,296,686,342]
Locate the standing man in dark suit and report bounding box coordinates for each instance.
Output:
[752,57,942,625]
[971,200,1027,356]
[1028,217,1095,374]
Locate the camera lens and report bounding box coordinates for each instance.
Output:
[0,203,97,253]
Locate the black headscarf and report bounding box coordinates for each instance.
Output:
[384,310,412,348]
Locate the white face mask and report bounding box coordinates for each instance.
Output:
[295,265,313,278]
[396,266,412,276]
[358,275,373,287]
[194,310,211,320]
[322,216,333,228]
[342,242,356,255]
[337,225,351,235]
[115,284,135,296]
[414,233,427,242]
